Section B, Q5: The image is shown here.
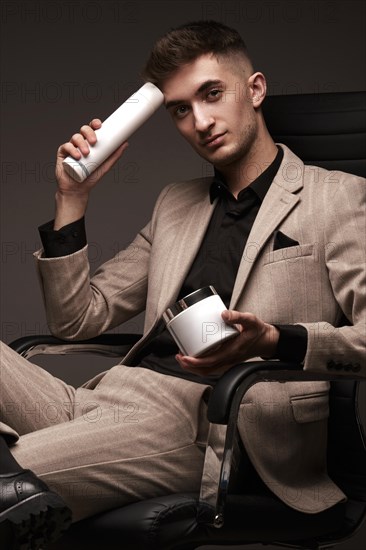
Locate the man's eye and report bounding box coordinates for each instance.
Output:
[174,105,189,118]
[207,89,222,100]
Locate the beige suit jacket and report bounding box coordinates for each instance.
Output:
[34,144,366,513]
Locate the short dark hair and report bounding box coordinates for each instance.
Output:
[142,20,252,85]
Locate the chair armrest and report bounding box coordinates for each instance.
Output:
[8,334,141,359]
[200,360,365,527]
[207,360,365,425]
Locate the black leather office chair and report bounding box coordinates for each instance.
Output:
[8,91,366,549]
[262,90,366,177]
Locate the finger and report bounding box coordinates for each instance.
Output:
[222,309,257,327]
[80,124,97,145]
[58,142,82,160]
[176,352,222,370]
[70,133,90,156]
[89,118,102,129]
[176,354,203,369]
[86,141,129,183]
[176,354,232,377]
[175,355,218,376]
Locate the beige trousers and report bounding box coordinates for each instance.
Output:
[0,341,211,521]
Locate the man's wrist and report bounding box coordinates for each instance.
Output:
[261,323,280,359]
[54,189,89,230]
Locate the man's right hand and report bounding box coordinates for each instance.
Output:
[54,119,129,230]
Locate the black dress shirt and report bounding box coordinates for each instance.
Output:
[39,147,307,385]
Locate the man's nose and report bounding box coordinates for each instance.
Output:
[193,105,215,133]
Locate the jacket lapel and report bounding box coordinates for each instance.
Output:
[230,145,304,309]
[156,192,217,315]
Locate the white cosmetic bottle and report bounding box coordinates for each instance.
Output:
[62,82,164,183]
[163,287,239,358]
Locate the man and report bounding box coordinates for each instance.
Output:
[0,20,365,549]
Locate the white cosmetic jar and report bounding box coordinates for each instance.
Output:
[163,286,239,358]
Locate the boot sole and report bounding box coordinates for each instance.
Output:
[0,491,72,549]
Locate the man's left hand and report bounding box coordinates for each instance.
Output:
[175,310,280,376]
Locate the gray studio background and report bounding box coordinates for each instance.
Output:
[1,2,365,549]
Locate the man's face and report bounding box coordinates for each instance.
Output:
[162,53,258,169]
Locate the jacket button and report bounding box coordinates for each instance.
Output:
[327,360,336,370]
[352,364,361,372]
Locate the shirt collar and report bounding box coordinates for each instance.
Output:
[209,145,284,204]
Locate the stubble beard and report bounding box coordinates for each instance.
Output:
[199,120,258,171]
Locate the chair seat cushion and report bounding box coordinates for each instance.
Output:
[48,492,351,550]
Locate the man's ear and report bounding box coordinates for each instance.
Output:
[247,72,267,108]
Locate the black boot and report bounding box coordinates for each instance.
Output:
[0,469,72,549]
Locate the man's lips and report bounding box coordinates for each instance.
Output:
[201,132,227,147]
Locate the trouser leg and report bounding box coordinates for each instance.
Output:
[9,364,211,522]
[0,341,76,442]
[0,341,75,547]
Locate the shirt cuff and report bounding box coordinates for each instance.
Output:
[272,324,308,363]
[38,217,87,258]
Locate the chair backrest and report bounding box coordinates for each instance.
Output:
[262,91,366,177]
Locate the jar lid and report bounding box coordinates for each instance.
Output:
[163,286,217,322]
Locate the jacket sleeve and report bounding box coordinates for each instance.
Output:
[33,184,173,341]
[299,173,366,377]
